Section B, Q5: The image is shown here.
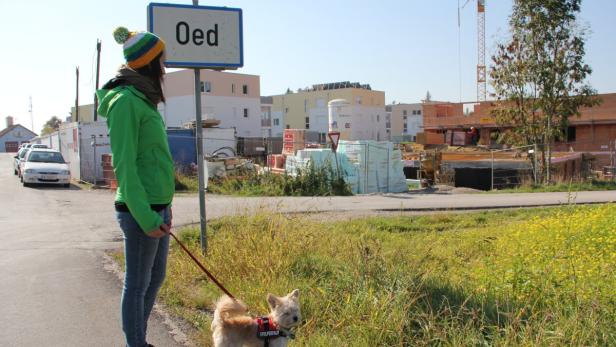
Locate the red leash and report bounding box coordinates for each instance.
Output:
[169,231,235,300]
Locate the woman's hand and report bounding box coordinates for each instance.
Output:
[147,223,170,238]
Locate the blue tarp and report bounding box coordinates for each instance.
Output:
[167,129,196,166]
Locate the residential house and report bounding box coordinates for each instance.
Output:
[0,117,37,152]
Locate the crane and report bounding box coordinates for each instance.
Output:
[458,0,487,102]
[477,0,486,102]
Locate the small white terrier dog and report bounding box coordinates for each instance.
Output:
[211,290,301,347]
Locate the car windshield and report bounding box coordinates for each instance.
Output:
[18,149,28,158]
[27,151,65,163]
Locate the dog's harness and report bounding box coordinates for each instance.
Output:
[256,316,294,347]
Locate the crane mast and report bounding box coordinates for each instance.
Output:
[477,0,486,101]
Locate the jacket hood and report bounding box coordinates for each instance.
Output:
[96,66,163,118]
[95,88,117,119]
[96,85,151,119]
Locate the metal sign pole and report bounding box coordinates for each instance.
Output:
[194,67,207,254]
[193,0,207,255]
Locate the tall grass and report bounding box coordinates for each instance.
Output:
[156,206,615,346]
[207,161,352,196]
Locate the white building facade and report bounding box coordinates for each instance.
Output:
[161,69,262,138]
[387,103,424,141]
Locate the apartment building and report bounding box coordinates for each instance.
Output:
[161,69,261,137]
[386,103,423,141]
[266,81,386,141]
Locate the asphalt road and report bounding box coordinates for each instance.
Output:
[0,153,614,346]
[0,154,185,347]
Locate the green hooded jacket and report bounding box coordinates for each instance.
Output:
[96,85,175,233]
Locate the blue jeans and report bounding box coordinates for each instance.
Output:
[116,207,170,347]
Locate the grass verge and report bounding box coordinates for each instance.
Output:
[122,205,616,346]
[177,163,352,196]
[489,179,616,193]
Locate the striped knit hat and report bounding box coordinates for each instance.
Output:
[113,27,165,69]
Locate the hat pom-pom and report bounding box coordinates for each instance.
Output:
[113,27,131,44]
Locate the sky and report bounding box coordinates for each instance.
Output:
[1,0,615,134]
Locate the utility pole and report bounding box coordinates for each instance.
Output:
[94,40,101,122]
[75,66,80,122]
[29,96,34,132]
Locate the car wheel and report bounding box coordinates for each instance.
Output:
[23,181,29,187]
[14,169,17,175]
[64,183,70,188]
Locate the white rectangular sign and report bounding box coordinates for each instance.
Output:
[148,3,243,68]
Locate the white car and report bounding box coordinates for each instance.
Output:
[31,144,49,149]
[13,147,29,175]
[21,149,71,188]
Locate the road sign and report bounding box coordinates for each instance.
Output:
[148,3,243,68]
[328,131,341,152]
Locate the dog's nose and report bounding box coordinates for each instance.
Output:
[293,316,298,322]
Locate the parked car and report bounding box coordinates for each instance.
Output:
[20,149,71,188]
[13,147,30,176]
[30,144,49,149]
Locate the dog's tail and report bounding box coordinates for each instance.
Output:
[211,296,248,330]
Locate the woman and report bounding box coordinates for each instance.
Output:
[97,26,175,347]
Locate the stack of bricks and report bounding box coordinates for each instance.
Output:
[101,154,117,189]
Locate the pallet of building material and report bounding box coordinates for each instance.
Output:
[183,119,221,129]
[282,129,306,156]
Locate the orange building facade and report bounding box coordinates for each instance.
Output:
[422,93,616,152]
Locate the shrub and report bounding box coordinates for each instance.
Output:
[208,161,352,196]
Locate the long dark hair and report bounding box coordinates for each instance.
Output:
[136,52,165,103]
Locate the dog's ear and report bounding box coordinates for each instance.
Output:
[289,289,300,300]
[267,293,280,309]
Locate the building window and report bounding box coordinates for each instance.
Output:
[200,81,211,93]
[403,116,407,120]
[286,124,290,129]
[417,110,422,115]
[304,99,308,113]
[273,118,280,126]
[567,126,576,142]
[243,84,248,95]
[243,108,249,118]
[305,117,310,129]
[232,83,235,94]
[403,110,407,116]
[376,114,380,122]
[403,123,408,133]
[285,107,289,113]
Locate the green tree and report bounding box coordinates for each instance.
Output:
[41,116,62,136]
[490,0,600,183]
